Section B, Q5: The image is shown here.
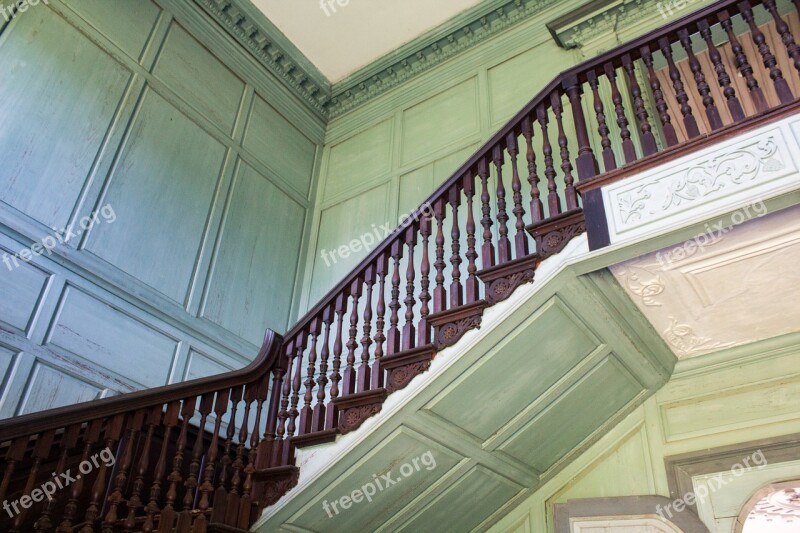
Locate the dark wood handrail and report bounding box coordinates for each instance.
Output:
[284,0,762,340]
[2,0,798,529]
[0,329,284,441]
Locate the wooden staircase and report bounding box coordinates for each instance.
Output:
[2,0,800,530]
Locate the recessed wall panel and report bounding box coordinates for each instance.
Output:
[85,89,226,303]
[48,286,178,388]
[0,9,130,229]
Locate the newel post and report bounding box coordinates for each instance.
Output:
[562,74,610,250]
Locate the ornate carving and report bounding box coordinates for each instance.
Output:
[428,301,488,350]
[380,344,437,394]
[614,264,666,307]
[663,317,734,357]
[526,208,586,260]
[257,466,299,507]
[387,361,431,393]
[194,0,330,118]
[615,138,785,225]
[339,404,383,434]
[477,255,539,305]
[332,388,388,435]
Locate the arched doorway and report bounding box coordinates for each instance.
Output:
[736,481,800,532]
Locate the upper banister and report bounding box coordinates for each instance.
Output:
[286,0,767,341]
[0,329,284,441]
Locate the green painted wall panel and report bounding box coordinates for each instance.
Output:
[86,88,226,304]
[401,77,481,166]
[243,94,318,197]
[0,8,131,229]
[324,119,394,202]
[153,21,245,135]
[0,0,323,415]
[200,161,306,345]
[64,0,161,59]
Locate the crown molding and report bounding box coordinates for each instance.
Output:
[326,0,563,118]
[193,0,332,120]
[196,0,676,120]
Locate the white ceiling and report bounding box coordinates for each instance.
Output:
[251,0,484,83]
[612,204,800,360]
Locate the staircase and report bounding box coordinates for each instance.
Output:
[2,0,800,530]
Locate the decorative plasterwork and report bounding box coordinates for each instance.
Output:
[325,0,560,118]
[603,117,800,244]
[196,0,569,119]
[611,204,800,359]
[194,0,331,118]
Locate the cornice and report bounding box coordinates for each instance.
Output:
[194,0,332,120]
[326,0,562,119]
[196,0,675,120]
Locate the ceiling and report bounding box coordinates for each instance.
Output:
[612,204,800,360]
[251,0,484,82]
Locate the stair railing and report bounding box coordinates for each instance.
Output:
[2,0,799,530]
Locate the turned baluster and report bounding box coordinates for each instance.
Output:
[274,344,294,465]
[506,132,529,256]
[764,0,800,76]
[325,292,347,430]
[359,266,375,389]
[124,408,160,531]
[550,92,579,210]
[658,38,701,138]
[621,54,660,153]
[719,10,769,113]
[521,116,545,220]
[0,437,26,506]
[60,419,103,532]
[81,416,123,533]
[300,318,320,433]
[142,405,178,531]
[373,253,389,387]
[418,216,433,344]
[537,104,562,216]
[10,430,54,533]
[463,173,480,304]
[37,425,79,533]
[433,198,448,310]
[677,28,724,130]
[492,145,512,263]
[105,413,143,531]
[195,390,230,533]
[738,1,794,103]
[342,279,361,395]
[287,332,307,443]
[698,20,746,122]
[474,161,496,271]
[159,399,194,533]
[210,387,243,525]
[603,62,638,162]
[403,227,417,350]
[241,380,267,526]
[226,384,255,526]
[563,73,602,177]
[314,306,333,430]
[446,186,463,306]
[387,239,403,354]
[585,70,618,168]
[639,45,680,146]
[177,395,211,532]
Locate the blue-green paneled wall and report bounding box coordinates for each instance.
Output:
[0,0,324,416]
